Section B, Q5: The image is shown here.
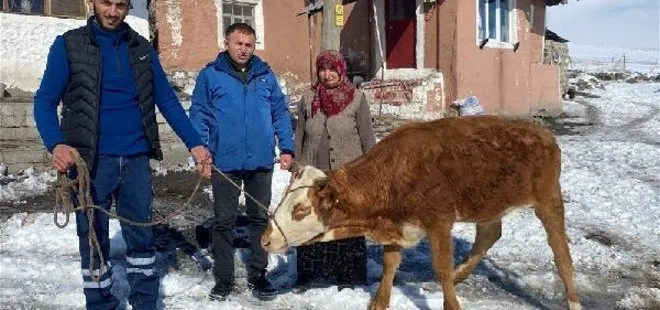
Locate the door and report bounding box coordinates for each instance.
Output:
[385,0,417,69]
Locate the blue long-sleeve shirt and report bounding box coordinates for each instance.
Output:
[34,22,202,155]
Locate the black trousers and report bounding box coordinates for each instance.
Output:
[296,237,368,286]
[210,168,272,286]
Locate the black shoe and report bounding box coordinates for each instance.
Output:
[209,283,231,301]
[247,275,277,301]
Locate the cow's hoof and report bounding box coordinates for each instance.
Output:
[368,299,389,310]
[443,299,461,310]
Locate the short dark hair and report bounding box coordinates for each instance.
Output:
[225,22,256,37]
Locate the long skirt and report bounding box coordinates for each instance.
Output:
[296,237,368,287]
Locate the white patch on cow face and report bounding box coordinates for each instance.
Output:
[263,165,329,253]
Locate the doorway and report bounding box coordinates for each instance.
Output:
[385,0,417,69]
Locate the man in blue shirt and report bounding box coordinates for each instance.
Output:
[189,22,294,301]
[33,0,211,309]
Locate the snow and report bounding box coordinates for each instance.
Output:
[568,43,660,74]
[0,2,149,92]
[0,168,56,202]
[1,82,659,309]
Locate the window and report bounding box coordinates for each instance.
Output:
[1,0,86,18]
[5,0,44,14]
[222,1,255,32]
[218,0,265,49]
[477,0,515,46]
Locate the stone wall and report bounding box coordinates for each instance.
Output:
[360,72,446,120]
[0,98,189,174]
[167,70,199,97]
[544,39,571,96]
[0,100,49,173]
[0,70,447,173]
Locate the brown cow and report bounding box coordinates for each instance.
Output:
[261,116,581,310]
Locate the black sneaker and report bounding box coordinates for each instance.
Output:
[209,283,231,301]
[247,275,277,301]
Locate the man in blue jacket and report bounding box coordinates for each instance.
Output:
[33,0,212,309]
[189,22,294,301]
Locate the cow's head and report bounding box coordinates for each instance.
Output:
[261,162,337,253]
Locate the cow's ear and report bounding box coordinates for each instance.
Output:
[289,161,302,173]
[316,181,336,211]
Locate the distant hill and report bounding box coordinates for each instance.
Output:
[569,43,659,65]
[567,43,659,74]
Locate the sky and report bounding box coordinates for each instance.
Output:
[547,0,660,50]
[1,80,660,309]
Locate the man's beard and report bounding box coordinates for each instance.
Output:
[93,11,124,31]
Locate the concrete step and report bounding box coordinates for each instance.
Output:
[0,133,192,175]
[0,139,50,173]
[0,127,41,140]
[0,101,34,117]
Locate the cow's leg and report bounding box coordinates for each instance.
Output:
[534,190,581,310]
[453,219,502,284]
[369,244,402,310]
[428,223,461,310]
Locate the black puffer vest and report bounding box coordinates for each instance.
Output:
[61,17,162,170]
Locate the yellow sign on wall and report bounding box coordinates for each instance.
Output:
[335,4,344,27]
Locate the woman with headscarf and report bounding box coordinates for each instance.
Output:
[293,50,376,291]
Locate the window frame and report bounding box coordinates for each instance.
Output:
[476,0,517,49]
[0,0,87,19]
[222,2,255,29]
[219,0,265,50]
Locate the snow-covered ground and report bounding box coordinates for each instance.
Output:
[568,43,660,74]
[1,82,659,309]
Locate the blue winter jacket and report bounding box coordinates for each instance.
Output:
[189,52,294,172]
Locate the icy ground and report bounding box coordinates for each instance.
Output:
[0,83,659,309]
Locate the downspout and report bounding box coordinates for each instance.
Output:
[308,13,314,83]
[436,0,440,70]
[372,0,386,116]
[448,0,458,104]
[367,0,373,79]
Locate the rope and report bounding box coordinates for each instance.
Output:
[209,165,292,246]
[54,155,204,283]
[53,153,295,286]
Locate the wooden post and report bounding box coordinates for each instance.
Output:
[623,53,626,71]
[44,0,51,15]
[321,0,342,51]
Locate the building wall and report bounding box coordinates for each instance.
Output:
[451,0,560,115]
[431,0,460,107]
[530,63,561,114]
[156,0,313,83]
[152,0,561,116]
[155,0,219,71]
[0,0,149,92]
[260,0,313,83]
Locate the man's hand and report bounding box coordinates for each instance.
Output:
[52,144,79,173]
[279,154,293,170]
[190,146,213,179]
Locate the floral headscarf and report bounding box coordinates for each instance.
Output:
[311,50,356,117]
